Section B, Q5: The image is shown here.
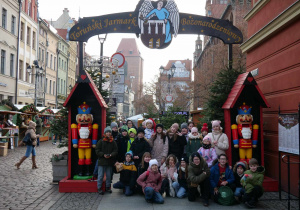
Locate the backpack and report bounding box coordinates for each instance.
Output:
[22,133,32,145]
[217,186,236,206]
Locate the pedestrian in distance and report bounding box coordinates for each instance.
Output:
[241,158,265,208]
[148,124,168,167]
[207,120,229,156]
[187,152,210,206]
[137,159,164,204]
[15,121,39,169]
[95,126,118,195]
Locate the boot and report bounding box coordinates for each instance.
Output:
[78,165,83,176]
[106,186,112,193]
[15,156,27,169]
[85,165,91,176]
[32,156,38,169]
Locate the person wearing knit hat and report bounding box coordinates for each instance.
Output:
[201,123,209,138]
[155,123,164,130]
[96,125,118,195]
[130,127,151,167]
[167,124,187,161]
[172,155,189,198]
[113,150,137,196]
[197,135,217,168]
[137,159,164,204]
[233,161,248,202]
[188,152,210,206]
[186,127,202,158]
[181,123,188,130]
[116,126,130,163]
[206,120,229,156]
[145,119,154,140]
[110,122,119,141]
[127,128,137,153]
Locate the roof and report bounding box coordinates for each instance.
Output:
[164,60,192,71]
[56,29,68,40]
[116,38,141,57]
[222,72,270,109]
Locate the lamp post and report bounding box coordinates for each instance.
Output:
[27,61,44,107]
[159,66,165,111]
[168,63,176,94]
[98,34,107,91]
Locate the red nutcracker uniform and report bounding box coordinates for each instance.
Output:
[231,103,259,163]
[71,102,98,176]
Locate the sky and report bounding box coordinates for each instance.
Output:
[39,0,206,84]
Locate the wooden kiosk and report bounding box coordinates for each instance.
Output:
[59,70,107,192]
[38,107,54,141]
[222,72,278,191]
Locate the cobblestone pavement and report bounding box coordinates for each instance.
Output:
[0,141,298,210]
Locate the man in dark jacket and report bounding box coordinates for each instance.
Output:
[117,126,130,162]
[210,154,235,202]
[130,127,150,167]
[167,131,187,161]
[95,126,118,195]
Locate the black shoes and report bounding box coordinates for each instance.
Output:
[106,187,112,193]
[98,189,104,195]
[203,199,209,207]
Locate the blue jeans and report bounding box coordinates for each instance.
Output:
[25,145,36,157]
[113,181,133,196]
[97,165,113,189]
[144,187,164,204]
[53,135,62,143]
[36,137,40,146]
[234,187,245,197]
[172,182,187,198]
[93,159,99,176]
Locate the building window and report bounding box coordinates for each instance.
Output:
[27,27,31,45]
[42,49,44,62]
[239,0,244,5]
[53,81,55,95]
[31,68,34,84]
[246,0,251,5]
[20,22,24,41]
[129,50,133,54]
[10,54,14,76]
[46,78,48,93]
[62,45,64,52]
[65,61,67,70]
[38,47,41,60]
[60,79,63,94]
[58,79,60,93]
[50,54,53,69]
[62,60,64,69]
[19,60,23,80]
[208,10,212,16]
[59,58,61,68]
[27,1,31,16]
[25,63,29,82]
[49,80,52,94]
[1,50,6,74]
[64,80,66,94]
[8,96,13,103]
[54,57,56,70]
[46,52,49,67]
[2,8,7,29]
[32,31,36,49]
[11,15,16,34]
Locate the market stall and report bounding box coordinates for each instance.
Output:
[38,107,54,141]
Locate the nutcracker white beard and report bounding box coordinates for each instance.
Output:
[241,127,252,139]
[79,127,90,139]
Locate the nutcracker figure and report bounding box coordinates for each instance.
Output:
[71,102,98,176]
[231,103,259,163]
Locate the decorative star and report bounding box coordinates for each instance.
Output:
[128,27,131,29]
[129,14,132,17]
[114,28,117,31]
[228,38,230,40]
[182,28,185,31]
[92,19,94,22]
[189,16,192,19]
[212,20,214,22]
[77,27,80,30]
[201,30,204,32]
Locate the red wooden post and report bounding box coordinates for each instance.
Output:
[260,106,264,166]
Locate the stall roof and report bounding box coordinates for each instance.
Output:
[126,114,145,121]
[0,110,22,115]
[52,109,61,114]
[36,107,47,112]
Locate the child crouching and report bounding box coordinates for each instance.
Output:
[137,159,164,204]
[241,158,265,208]
[113,151,137,196]
[233,161,247,202]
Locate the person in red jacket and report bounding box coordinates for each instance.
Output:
[137,159,164,204]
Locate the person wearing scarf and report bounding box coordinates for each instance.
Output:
[96,126,118,195]
[206,120,229,156]
[186,127,203,158]
[197,135,217,168]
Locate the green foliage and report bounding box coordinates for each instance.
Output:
[201,65,245,127]
[143,104,159,119]
[49,104,68,138]
[160,106,187,129]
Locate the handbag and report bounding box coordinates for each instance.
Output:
[22,133,32,145]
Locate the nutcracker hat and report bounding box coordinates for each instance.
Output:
[77,102,91,114]
[238,102,252,115]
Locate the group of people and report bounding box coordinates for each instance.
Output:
[95,119,265,208]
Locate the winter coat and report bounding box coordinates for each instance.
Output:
[177,167,188,190]
[167,132,187,161]
[144,128,154,140]
[197,147,217,168]
[95,137,118,166]
[186,133,202,158]
[130,137,151,166]
[138,162,149,177]
[117,134,130,162]
[210,163,235,193]
[207,130,229,156]
[35,118,42,135]
[187,155,210,187]
[112,130,119,141]
[148,133,168,166]
[25,121,37,146]
[137,169,162,192]
[241,166,265,194]
[234,172,244,188]
[160,162,177,180]
[119,162,137,189]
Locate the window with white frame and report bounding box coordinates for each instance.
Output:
[1,50,6,74]
[11,16,16,34]
[10,54,14,76]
